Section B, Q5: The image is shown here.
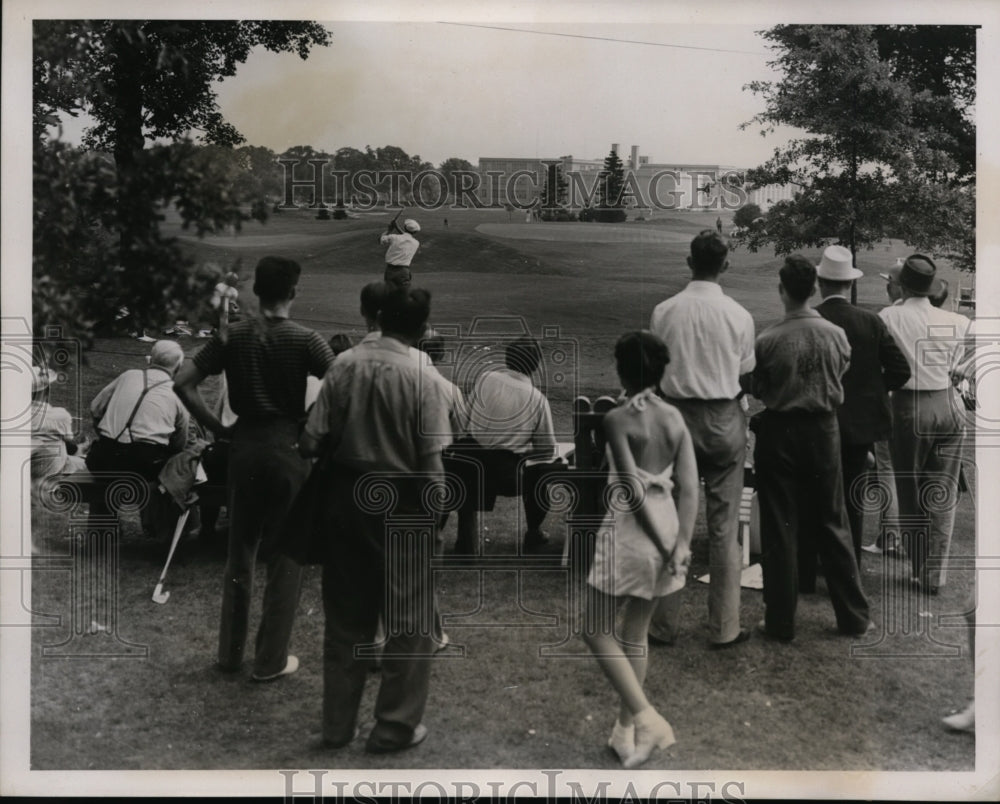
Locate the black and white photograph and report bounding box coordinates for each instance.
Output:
[2,0,999,799]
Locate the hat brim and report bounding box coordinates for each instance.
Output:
[816,267,865,281]
[900,277,944,297]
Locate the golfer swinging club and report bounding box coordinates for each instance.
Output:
[379,215,420,289]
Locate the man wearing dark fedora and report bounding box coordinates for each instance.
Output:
[812,245,910,569]
[878,254,973,594]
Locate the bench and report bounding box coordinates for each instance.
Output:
[955,283,975,312]
[570,395,759,569]
[40,469,227,521]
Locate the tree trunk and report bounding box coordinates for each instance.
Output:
[111,23,151,333]
[849,226,858,305]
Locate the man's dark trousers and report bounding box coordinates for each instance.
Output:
[798,439,871,590]
[218,418,307,676]
[322,469,436,749]
[754,411,869,640]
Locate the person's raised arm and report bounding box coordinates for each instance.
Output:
[173,361,230,439]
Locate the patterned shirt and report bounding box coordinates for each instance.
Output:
[193,316,334,421]
[753,309,851,413]
[304,335,453,473]
[650,280,756,400]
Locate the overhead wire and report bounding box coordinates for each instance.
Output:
[436,22,767,56]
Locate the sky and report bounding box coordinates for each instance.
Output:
[208,22,796,168]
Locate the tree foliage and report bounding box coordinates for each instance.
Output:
[738,25,975,272]
[598,148,626,209]
[438,157,476,199]
[541,163,569,209]
[732,203,762,230]
[33,20,332,343]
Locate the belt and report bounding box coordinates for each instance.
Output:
[660,394,739,404]
[763,408,835,418]
[894,388,951,394]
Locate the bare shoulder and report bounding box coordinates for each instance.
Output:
[602,404,630,430]
[652,398,690,439]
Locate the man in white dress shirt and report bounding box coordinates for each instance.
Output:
[448,336,557,554]
[878,254,973,594]
[648,229,755,648]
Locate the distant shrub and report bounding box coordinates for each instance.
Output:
[539,208,577,222]
[315,207,331,220]
[733,203,762,229]
[593,208,627,223]
[332,208,348,220]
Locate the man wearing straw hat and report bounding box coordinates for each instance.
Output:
[878,254,973,595]
[812,245,910,568]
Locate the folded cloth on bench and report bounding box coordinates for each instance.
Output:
[158,440,208,509]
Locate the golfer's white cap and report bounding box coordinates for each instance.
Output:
[403,219,421,233]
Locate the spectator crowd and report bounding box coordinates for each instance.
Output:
[30,228,978,763]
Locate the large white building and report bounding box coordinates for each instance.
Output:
[477,143,794,213]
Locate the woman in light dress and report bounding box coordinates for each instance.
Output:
[582,331,698,768]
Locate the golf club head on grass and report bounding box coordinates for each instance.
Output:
[152,583,170,604]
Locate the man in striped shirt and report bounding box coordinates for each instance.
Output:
[175,256,334,682]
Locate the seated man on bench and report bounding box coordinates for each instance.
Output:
[86,340,191,481]
[85,340,192,536]
[447,336,558,554]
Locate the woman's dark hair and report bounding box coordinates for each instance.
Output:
[614,330,670,390]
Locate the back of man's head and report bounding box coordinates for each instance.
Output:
[253,256,301,305]
[689,230,729,277]
[817,277,854,299]
[360,281,389,322]
[149,340,184,374]
[780,255,816,303]
[929,278,950,308]
[505,336,542,375]
[328,333,354,355]
[379,287,431,339]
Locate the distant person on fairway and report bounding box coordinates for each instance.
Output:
[583,331,698,769]
[174,256,335,682]
[380,217,421,289]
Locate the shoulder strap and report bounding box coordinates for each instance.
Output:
[112,370,171,443]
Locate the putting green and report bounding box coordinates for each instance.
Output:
[476,222,692,244]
